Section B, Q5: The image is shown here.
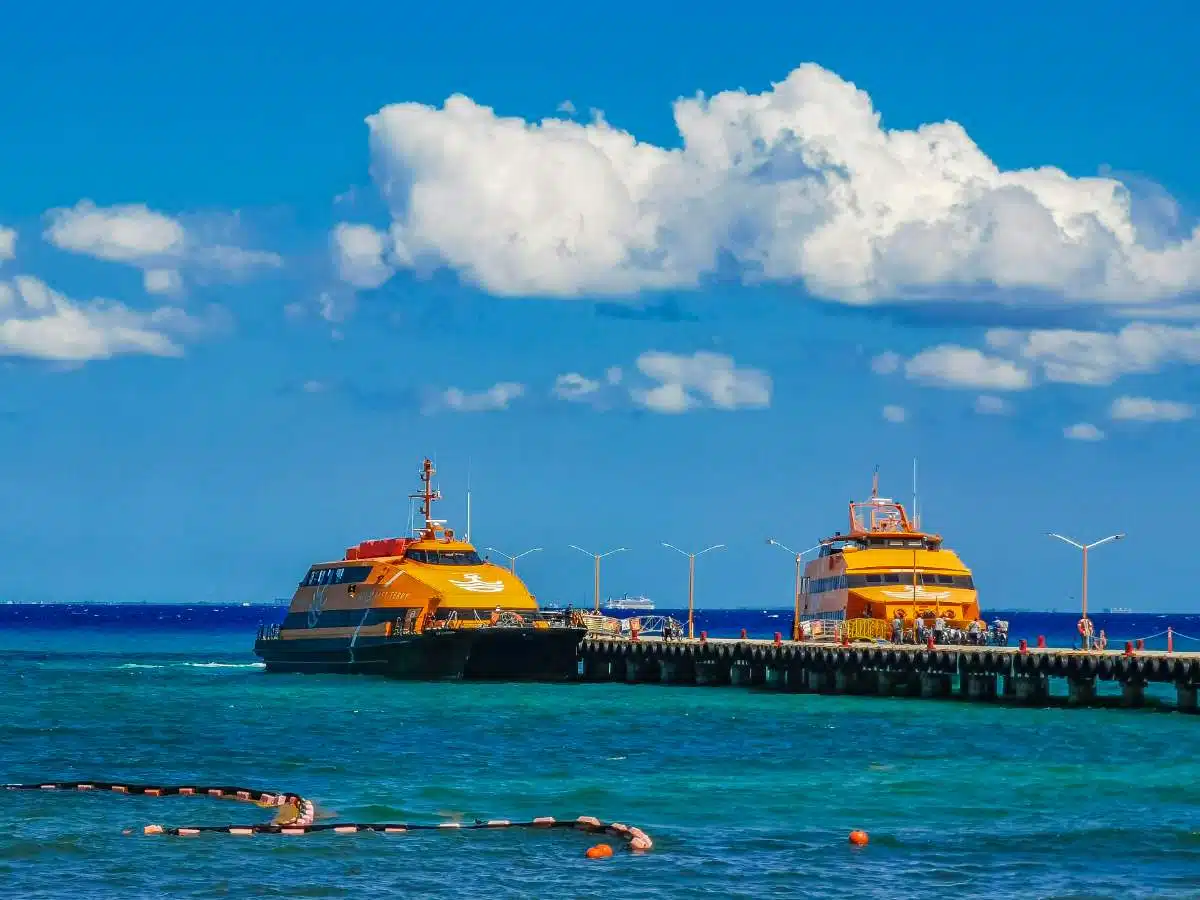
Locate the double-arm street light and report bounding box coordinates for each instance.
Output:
[569,544,629,612]
[765,539,824,641]
[661,542,725,639]
[484,546,543,574]
[1047,531,1126,649]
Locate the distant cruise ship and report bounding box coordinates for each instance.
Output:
[1103,607,1133,614]
[604,594,655,611]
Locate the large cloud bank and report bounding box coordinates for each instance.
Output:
[352,63,1199,305]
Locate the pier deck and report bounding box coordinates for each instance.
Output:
[576,637,1200,711]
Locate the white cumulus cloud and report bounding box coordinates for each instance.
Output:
[882,404,906,423]
[1109,395,1195,422]
[1064,422,1105,441]
[332,223,395,289]
[0,227,16,263]
[904,345,1032,390]
[426,381,525,414]
[631,351,771,413]
[45,201,184,262]
[0,275,200,361]
[361,63,1200,305]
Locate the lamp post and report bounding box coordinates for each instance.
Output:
[568,545,628,612]
[484,546,542,574]
[1047,531,1125,649]
[661,542,725,639]
[766,539,823,641]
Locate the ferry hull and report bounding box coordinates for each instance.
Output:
[253,627,586,680]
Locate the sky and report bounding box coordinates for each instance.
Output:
[1,1,1198,611]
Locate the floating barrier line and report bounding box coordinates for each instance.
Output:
[2,782,653,852]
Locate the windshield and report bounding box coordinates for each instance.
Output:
[404,549,484,566]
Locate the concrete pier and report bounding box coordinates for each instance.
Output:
[577,637,1200,712]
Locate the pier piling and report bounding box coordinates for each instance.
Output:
[576,636,1200,712]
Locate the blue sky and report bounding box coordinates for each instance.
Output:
[1,1,1198,610]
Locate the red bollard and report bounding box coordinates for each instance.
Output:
[1036,635,1046,648]
[1136,639,1145,651]
[1018,638,1028,654]
[1124,641,1134,656]
[774,631,782,646]
[700,630,707,643]
[740,628,747,640]
[926,634,935,650]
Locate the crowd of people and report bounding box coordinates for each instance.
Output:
[891,614,1009,646]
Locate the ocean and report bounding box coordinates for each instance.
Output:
[2,604,1198,898]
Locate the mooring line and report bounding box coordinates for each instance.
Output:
[3,781,653,851]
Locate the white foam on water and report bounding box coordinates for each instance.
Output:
[182,662,266,669]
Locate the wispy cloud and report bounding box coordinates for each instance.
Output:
[974,395,1011,415]
[43,200,281,294]
[423,381,525,414]
[1064,422,1105,441]
[1109,395,1195,422]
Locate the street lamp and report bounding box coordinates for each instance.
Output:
[484,546,542,575]
[661,542,725,639]
[765,539,824,641]
[568,544,629,612]
[1047,531,1126,649]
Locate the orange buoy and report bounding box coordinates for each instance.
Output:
[586,843,614,859]
[848,830,869,846]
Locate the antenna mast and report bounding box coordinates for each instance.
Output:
[466,457,472,543]
[912,457,919,530]
[408,458,441,537]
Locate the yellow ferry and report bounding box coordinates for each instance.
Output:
[799,469,980,640]
[254,458,586,678]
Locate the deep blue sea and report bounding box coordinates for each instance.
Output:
[2,604,1198,899]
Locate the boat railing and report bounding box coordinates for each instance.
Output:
[578,612,622,637]
[256,623,281,642]
[617,615,683,638]
[426,608,583,631]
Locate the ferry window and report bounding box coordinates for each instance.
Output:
[299,565,375,586]
[882,574,903,584]
[866,574,883,585]
[404,549,483,565]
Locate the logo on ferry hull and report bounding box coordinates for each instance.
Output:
[308,586,328,627]
[448,573,506,593]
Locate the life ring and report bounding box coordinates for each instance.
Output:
[1077,618,1094,638]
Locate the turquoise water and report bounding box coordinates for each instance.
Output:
[2,619,1199,898]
